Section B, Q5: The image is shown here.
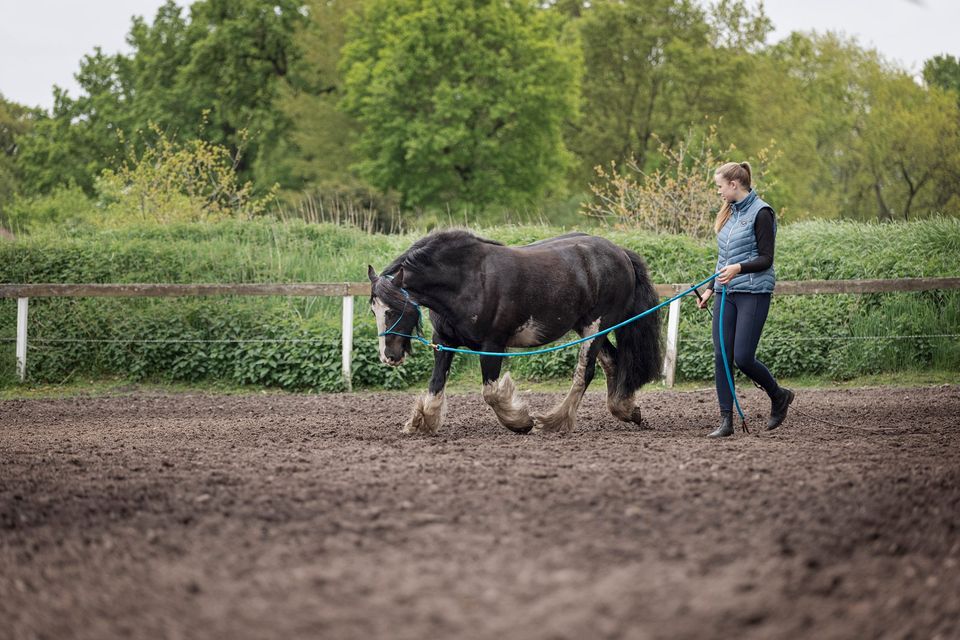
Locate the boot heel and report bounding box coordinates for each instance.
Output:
[707,411,735,438]
[766,388,795,431]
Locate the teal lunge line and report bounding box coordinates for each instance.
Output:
[386,272,721,358]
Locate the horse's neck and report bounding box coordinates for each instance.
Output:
[406,277,454,319]
[402,237,487,315]
[404,265,467,322]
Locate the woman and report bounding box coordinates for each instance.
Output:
[696,161,794,438]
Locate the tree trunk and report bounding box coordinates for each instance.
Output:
[874,181,893,222]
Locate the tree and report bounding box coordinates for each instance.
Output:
[15,0,306,197]
[0,95,37,228]
[179,0,306,183]
[340,0,581,208]
[566,0,770,183]
[748,33,960,221]
[16,49,135,195]
[265,0,365,193]
[923,54,960,95]
[851,66,960,220]
[738,32,873,219]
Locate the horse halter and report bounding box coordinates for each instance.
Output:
[378,275,423,339]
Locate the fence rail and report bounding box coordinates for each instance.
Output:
[4,277,959,387]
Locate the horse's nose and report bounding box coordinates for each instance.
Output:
[380,353,405,367]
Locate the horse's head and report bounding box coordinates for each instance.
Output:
[368,265,422,367]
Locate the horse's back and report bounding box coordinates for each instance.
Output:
[519,232,592,249]
[511,233,629,268]
[488,233,636,312]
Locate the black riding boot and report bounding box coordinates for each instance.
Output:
[707,410,734,438]
[766,387,795,431]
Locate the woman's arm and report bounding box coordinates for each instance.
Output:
[738,207,775,273]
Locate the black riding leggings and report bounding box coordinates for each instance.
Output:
[712,291,780,411]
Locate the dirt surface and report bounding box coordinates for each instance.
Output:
[2,385,959,640]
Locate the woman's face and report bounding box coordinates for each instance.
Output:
[714,174,741,203]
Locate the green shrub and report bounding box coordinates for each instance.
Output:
[2,218,958,388]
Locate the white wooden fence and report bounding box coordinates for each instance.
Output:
[3,277,959,388]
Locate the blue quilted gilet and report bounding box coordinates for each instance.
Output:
[715,189,776,293]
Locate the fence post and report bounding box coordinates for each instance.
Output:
[341,295,354,391]
[16,297,28,382]
[662,298,681,387]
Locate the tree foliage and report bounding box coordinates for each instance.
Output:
[4,0,960,225]
[734,33,960,221]
[340,0,581,208]
[265,0,365,194]
[0,95,36,226]
[14,0,304,197]
[924,54,960,96]
[567,0,770,182]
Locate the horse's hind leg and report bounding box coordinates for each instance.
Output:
[597,337,618,398]
[480,355,534,434]
[598,338,645,427]
[404,349,453,434]
[533,321,603,434]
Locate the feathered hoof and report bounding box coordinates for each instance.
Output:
[609,397,644,427]
[402,392,445,435]
[483,373,535,434]
[532,411,576,434]
[402,413,434,435]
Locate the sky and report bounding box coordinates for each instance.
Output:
[1,0,958,111]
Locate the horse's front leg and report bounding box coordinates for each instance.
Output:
[403,349,454,434]
[480,355,534,434]
[533,323,604,434]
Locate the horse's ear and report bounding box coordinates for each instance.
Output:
[367,265,377,283]
[393,267,404,288]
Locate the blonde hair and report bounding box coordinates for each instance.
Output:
[713,162,753,233]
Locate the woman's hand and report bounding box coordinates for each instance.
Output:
[697,287,713,309]
[716,263,742,285]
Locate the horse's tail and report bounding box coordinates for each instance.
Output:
[613,249,663,397]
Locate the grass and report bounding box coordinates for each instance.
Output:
[1,369,955,401]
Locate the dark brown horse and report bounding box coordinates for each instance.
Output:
[368,230,662,434]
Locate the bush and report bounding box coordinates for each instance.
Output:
[3,185,98,234]
[96,125,277,226]
[582,126,780,238]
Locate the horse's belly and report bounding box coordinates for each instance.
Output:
[506,317,549,347]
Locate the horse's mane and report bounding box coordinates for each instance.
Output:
[382,229,502,276]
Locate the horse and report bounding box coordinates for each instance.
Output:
[367,230,662,434]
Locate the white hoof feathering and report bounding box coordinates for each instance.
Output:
[402,392,446,434]
[532,403,577,434]
[482,373,534,432]
[608,394,643,425]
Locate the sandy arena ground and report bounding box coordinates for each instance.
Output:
[2,385,959,639]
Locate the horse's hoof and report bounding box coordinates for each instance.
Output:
[402,414,435,435]
[532,414,573,434]
[504,424,533,434]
